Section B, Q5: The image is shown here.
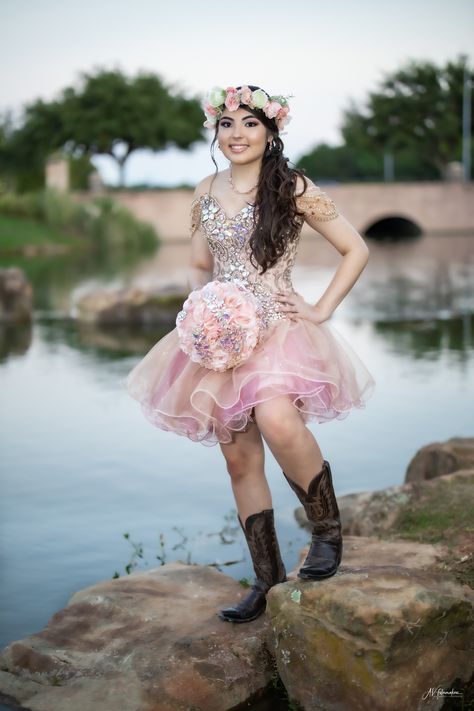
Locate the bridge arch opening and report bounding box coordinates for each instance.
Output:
[364,216,422,242]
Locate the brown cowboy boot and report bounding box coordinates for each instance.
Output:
[218,508,287,623]
[283,459,342,580]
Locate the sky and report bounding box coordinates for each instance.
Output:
[1,0,473,186]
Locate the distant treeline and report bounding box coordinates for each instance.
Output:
[0,57,472,191]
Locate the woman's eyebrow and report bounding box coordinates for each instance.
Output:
[220,114,258,121]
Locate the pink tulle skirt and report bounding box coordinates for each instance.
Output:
[124,318,376,446]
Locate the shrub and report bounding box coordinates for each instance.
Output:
[0,189,158,255]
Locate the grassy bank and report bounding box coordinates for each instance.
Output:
[0,189,158,257]
[0,214,86,253]
[383,472,474,588]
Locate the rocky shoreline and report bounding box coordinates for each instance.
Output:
[0,441,472,711]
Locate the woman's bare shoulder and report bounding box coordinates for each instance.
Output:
[193,171,227,199]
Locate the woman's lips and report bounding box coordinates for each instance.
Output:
[229,145,248,153]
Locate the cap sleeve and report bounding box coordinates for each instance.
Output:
[189,196,202,238]
[295,184,339,225]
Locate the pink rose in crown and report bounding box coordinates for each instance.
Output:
[239,85,253,106]
[225,88,241,112]
[176,280,264,371]
[265,101,283,119]
[204,103,218,116]
[275,105,291,130]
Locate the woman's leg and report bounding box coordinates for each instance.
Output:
[218,418,287,623]
[253,396,324,493]
[254,396,342,581]
[219,419,272,524]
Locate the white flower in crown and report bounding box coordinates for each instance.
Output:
[208,87,226,107]
[202,85,293,131]
[251,89,269,109]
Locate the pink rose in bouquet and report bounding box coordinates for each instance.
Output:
[176,280,264,371]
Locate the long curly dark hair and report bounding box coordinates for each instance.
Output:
[209,85,309,275]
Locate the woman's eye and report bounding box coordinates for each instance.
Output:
[220,121,258,128]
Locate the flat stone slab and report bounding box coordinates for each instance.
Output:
[0,563,276,711]
[288,534,446,579]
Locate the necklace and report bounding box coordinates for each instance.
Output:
[228,168,258,195]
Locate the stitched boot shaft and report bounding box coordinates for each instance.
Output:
[283,460,342,580]
[237,508,287,591]
[218,508,287,623]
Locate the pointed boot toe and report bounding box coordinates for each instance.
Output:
[218,581,268,622]
[297,538,342,580]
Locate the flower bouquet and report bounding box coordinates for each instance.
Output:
[176,280,264,372]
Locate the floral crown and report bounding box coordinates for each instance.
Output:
[202,85,293,132]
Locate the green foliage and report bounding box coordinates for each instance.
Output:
[391,477,474,544]
[69,154,96,190]
[0,214,81,250]
[0,102,63,191]
[0,68,206,189]
[297,142,384,182]
[358,56,473,176]
[0,188,158,256]
[111,510,244,579]
[297,55,473,182]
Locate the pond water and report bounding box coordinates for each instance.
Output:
[0,230,473,705]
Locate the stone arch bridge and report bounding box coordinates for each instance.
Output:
[87,181,474,242]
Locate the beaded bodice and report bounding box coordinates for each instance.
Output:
[189,185,339,329]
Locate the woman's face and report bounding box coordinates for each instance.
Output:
[217,107,271,165]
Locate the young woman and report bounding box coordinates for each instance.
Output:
[125,84,375,623]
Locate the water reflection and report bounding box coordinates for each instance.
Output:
[3,311,471,367]
[373,315,474,362]
[0,322,32,360]
[2,229,473,327]
[0,244,148,313]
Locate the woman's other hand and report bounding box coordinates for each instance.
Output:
[274,291,332,325]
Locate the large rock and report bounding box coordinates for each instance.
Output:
[73,285,187,326]
[278,475,474,711]
[297,469,474,590]
[266,566,473,711]
[0,563,277,711]
[297,468,472,537]
[0,267,33,323]
[405,437,474,482]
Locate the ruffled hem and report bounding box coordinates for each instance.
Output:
[124,317,376,446]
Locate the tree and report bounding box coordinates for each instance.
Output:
[357,55,473,177]
[61,69,205,185]
[297,56,473,182]
[1,68,206,189]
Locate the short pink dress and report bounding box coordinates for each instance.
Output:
[125,183,375,446]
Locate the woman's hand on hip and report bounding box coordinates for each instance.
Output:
[275,291,332,325]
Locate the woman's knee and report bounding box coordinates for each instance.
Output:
[254,398,304,447]
[222,449,263,480]
[220,428,264,480]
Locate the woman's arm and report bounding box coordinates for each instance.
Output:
[276,180,369,324]
[187,181,214,291]
[309,213,369,319]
